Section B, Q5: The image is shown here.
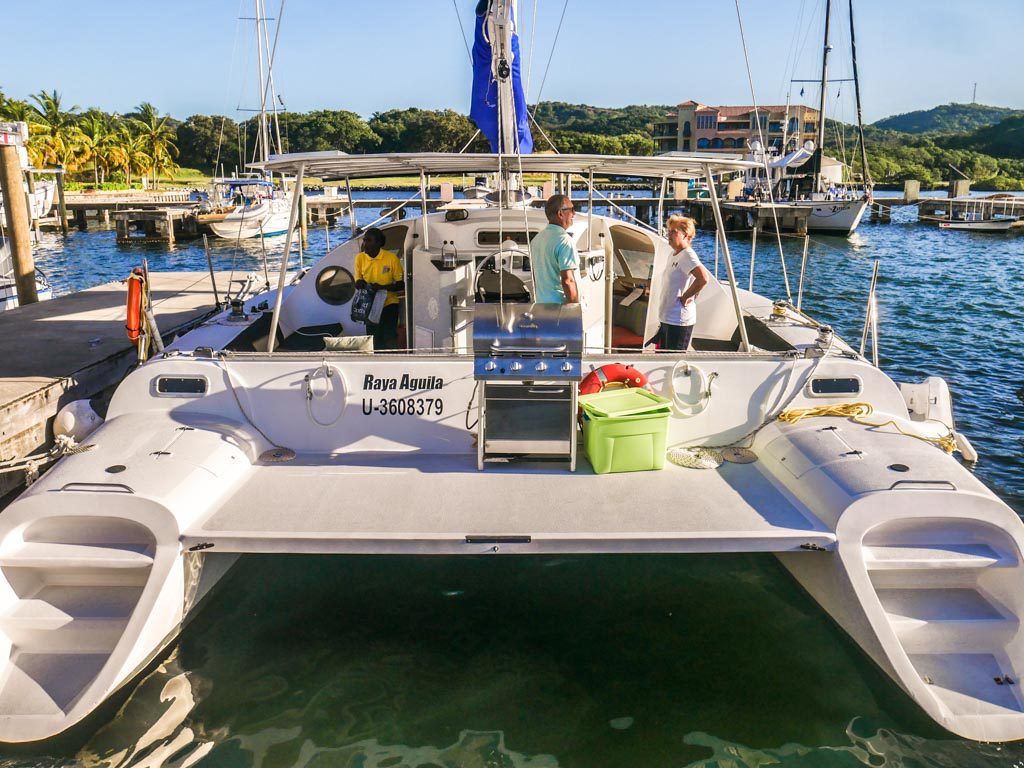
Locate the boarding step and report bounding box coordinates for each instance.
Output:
[909,652,1024,716]
[0,651,110,717]
[0,542,154,570]
[864,543,1015,571]
[879,587,1018,652]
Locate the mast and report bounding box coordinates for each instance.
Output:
[848,0,871,195]
[816,0,832,192]
[487,0,520,155]
[255,0,271,165]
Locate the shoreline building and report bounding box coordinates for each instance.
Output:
[653,101,820,155]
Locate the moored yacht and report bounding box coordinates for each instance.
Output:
[201,0,295,241]
[1,0,1022,747]
[0,149,1022,744]
[197,177,292,239]
[739,0,871,236]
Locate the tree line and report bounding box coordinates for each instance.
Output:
[0,90,178,187]
[1,89,1021,190]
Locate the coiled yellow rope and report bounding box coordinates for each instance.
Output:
[776,402,959,454]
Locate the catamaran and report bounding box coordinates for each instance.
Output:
[1,0,1023,747]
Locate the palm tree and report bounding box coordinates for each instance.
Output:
[0,99,34,123]
[78,110,122,185]
[110,129,151,187]
[27,90,83,171]
[130,102,178,189]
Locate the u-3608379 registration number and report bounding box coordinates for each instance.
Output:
[361,397,444,416]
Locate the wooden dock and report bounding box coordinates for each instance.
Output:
[0,271,232,499]
[878,194,1024,226]
[114,208,200,245]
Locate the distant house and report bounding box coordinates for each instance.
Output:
[652,100,821,155]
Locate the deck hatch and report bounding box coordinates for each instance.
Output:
[808,376,862,396]
[154,376,208,396]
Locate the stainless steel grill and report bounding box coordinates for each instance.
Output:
[472,303,583,381]
[473,303,582,470]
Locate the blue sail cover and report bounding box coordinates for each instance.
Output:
[470,7,533,154]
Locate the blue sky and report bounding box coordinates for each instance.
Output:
[2,0,1021,125]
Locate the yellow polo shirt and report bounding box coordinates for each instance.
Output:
[355,249,403,307]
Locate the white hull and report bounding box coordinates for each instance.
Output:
[0,279,52,311]
[805,198,869,234]
[939,219,1016,231]
[0,175,1020,743]
[206,197,293,239]
[0,181,56,228]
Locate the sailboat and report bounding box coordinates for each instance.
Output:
[745,0,871,235]
[199,0,293,240]
[0,0,1023,746]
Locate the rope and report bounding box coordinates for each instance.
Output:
[0,435,95,485]
[776,402,959,454]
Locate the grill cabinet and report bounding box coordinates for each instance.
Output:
[473,303,583,469]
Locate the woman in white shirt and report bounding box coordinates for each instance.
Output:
[653,215,709,350]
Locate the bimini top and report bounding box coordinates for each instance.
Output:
[256,151,761,181]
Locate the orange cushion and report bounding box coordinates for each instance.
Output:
[612,325,645,348]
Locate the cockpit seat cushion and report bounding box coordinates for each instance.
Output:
[324,335,373,352]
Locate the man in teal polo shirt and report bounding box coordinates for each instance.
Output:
[531,194,579,304]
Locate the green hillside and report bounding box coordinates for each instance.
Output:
[939,115,1024,159]
[531,102,673,136]
[873,103,1024,134]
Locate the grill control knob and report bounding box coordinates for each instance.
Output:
[560,361,573,373]
[484,360,497,371]
[535,361,548,372]
[510,361,523,372]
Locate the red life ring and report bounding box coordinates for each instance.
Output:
[579,363,648,395]
[125,268,145,342]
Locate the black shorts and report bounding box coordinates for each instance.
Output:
[654,323,694,351]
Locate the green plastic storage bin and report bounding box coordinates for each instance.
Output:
[579,389,672,474]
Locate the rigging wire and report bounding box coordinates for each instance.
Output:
[214,0,247,177]
[525,0,539,101]
[530,0,570,108]
[779,0,808,103]
[452,0,473,65]
[458,128,481,153]
[734,0,793,301]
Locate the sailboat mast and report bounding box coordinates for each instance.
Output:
[816,0,832,191]
[488,0,520,155]
[848,0,872,194]
[255,0,271,165]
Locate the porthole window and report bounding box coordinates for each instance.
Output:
[315,266,356,306]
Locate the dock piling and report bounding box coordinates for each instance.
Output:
[0,142,38,305]
[55,165,68,235]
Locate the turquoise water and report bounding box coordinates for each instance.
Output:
[3,194,1024,766]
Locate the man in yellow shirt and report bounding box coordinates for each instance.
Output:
[354,227,404,350]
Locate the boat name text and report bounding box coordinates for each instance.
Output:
[362,374,444,392]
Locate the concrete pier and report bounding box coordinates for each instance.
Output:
[0,271,232,498]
